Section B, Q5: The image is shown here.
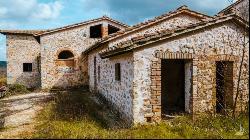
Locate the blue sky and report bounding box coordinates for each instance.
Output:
[0,0,235,61]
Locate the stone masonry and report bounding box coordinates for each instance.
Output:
[6,35,41,88]
[0,2,249,126]
[41,20,126,89]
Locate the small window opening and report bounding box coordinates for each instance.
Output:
[23,63,32,72]
[90,24,102,38]
[146,117,152,122]
[98,66,100,82]
[115,63,121,81]
[108,24,120,35]
[58,50,74,59]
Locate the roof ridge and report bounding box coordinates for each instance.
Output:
[101,15,129,27]
[128,5,211,30]
[34,16,129,36]
[177,5,189,10]
[217,0,245,15]
[0,29,47,35]
[84,5,212,54]
[99,14,248,58]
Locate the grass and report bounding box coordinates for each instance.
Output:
[18,88,249,139]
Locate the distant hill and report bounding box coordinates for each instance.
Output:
[0,61,7,68]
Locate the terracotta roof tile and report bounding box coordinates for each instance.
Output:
[0,30,47,35]
[84,5,212,54]
[217,0,245,15]
[34,16,129,36]
[100,14,248,58]
[1,16,128,37]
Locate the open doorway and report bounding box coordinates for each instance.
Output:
[161,59,185,115]
[216,61,234,113]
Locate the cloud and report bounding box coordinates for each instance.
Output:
[0,0,64,61]
[79,0,233,25]
[0,0,234,61]
[0,0,63,23]
[31,1,63,20]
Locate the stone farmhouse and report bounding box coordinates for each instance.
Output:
[0,0,249,125]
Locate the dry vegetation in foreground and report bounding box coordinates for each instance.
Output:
[16,89,249,139]
[0,75,39,98]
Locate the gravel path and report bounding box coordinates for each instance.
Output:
[0,92,54,138]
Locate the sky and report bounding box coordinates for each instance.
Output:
[0,0,236,61]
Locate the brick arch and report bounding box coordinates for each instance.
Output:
[55,48,77,60]
[55,48,77,68]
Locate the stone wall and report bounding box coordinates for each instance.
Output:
[6,35,41,88]
[40,21,124,89]
[88,52,134,124]
[109,14,202,48]
[132,22,249,123]
[234,0,249,21]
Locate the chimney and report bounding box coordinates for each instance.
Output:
[101,25,109,38]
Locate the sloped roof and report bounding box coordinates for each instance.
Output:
[0,30,46,35]
[34,16,129,36]
[100,14,249,58]
[84,5,212,54]
[217,0,245,15]
[0,16,128,36]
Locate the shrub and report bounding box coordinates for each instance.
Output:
[6,84,30,96]
[0,77,7,86]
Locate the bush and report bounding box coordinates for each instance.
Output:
[5,84,30,96]
[0,77,7,86]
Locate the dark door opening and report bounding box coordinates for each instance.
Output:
[216,61,233,113]
[161,59,185,116]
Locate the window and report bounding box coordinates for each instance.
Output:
[58,50,74,59]
[90,24,102,38]
[108,24,120,35]
[98,66,100,82]
[23,63,32,72]
[115,63,121,81]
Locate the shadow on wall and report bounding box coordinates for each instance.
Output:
[49,54,89,90]
[0,101,5,129]
[50,88,131,129]
[0,67,6,78]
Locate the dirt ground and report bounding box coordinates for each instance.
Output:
[0,92,54,138]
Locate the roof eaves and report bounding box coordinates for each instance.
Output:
[100,14,248,59]
[0,30,46,35]
[84,6,212,54]
[97,6,212,44]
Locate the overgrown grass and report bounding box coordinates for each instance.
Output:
[21,89,249,139]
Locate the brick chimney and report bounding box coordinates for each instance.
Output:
[101,25,109,38]
[101,16,109,38]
